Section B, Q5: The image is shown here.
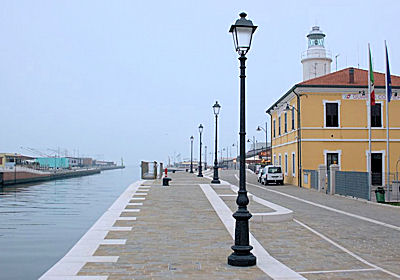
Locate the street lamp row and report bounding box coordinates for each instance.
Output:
[189,101,221,182]
[188,12,257,267]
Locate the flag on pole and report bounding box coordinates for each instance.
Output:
[369,46,375,105]
[385,41,392,102]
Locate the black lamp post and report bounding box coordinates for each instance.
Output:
[205,146,207,170]
[257,123,268,162]
[212,101,221,184]
[190,136,194,173]
[198,124,203,177]
[228,12,257,267]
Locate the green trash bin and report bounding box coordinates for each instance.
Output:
[375,187,385,203]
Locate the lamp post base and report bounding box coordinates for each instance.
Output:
[197,174,203,177]
[228,247,256,266]
[211,166,220,184]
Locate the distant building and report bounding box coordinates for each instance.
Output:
[67,157,82,167]
[94,160,115,166]
[0,153,35,168]
[35,157,70,169]
[82,158,93,166]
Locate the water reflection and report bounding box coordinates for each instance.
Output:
[0,166,138,280]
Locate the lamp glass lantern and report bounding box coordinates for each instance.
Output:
[229,12,258,55]
[190,136,194,141]
[213,101,221,116]
[198,124,204,133]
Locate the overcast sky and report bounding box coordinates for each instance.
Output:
[1,0,399,166]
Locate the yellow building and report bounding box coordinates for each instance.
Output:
[266,67,400,188]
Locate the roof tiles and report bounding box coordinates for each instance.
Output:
[298,67,400,87]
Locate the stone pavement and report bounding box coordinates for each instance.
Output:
[40,170,400,280]
[219,170,400,280]
[60,172,272,279]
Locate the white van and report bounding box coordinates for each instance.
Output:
[261,165,284,185]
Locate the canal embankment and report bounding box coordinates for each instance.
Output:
[0,165,125,186]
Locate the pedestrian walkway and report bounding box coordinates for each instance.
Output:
[39,170,400,280]
[219,170,400,280]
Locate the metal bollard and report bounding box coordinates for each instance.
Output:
[162,177,171,186]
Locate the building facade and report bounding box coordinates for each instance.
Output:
[266,67,400,187]
[35,157,70,169]
[0,153,35,168]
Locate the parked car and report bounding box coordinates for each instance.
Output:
[261,165,284,185]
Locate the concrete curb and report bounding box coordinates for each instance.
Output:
[203,174,294,223]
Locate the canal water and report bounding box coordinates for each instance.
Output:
[0,166,139,280]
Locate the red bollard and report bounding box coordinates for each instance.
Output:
[162,168,171,186]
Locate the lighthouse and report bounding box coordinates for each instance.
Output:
[301,26,332,81]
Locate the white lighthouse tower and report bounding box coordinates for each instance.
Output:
[301,26,332,81]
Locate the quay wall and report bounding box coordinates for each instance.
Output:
[1,169,101,186]
[2,171,51,184]
[99,165,125,171]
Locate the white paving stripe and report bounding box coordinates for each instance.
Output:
[244,181,400,232]
[228,175,293,223]
[43,277,108,280]
[106,227,132,231]
[294,219,400,279]
[117,217,137,221]
[100,239,127,245]
[199,184,306,280]
[39,180,144,280]
[63,256,119,263]
[122,209,140,212]
[298,268,379,274]
[130,197,145,200]
[127,202,143,206]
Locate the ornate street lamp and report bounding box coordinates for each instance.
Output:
[228,12,257,267]
[257,123,268,162]
[198,124,204,177]
[190,136,194,173]
[212,101,221,184]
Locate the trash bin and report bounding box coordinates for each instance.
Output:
[162,177,172,186]
[375,187,385,203]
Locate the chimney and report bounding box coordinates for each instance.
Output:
[349,67,355,84]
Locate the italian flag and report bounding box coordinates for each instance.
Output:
[369,46,375,105]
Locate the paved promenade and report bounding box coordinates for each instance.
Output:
[40,169,400,280]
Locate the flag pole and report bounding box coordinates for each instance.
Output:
[368,43,372,201]
[385,40,390,201]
